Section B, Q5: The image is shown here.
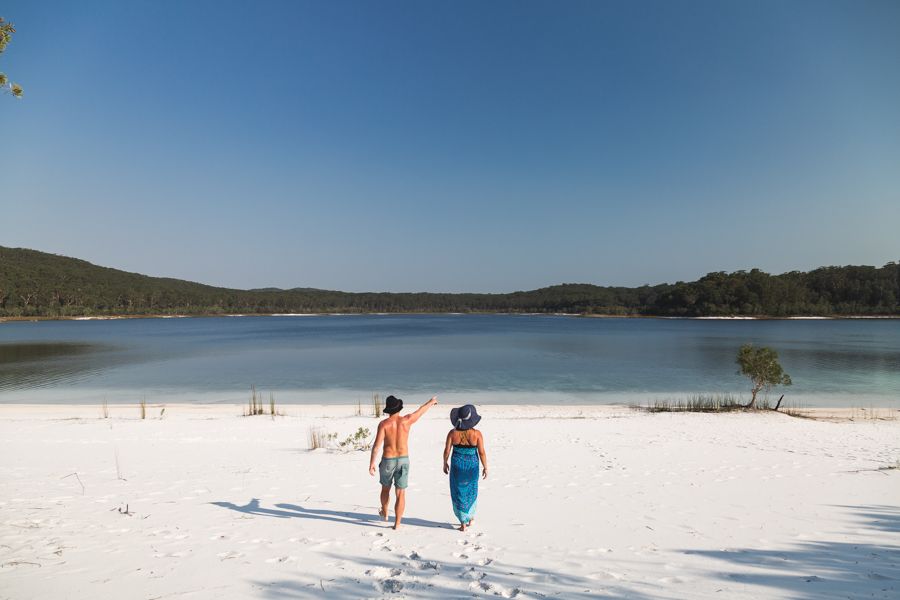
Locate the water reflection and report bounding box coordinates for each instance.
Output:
[0,316,898,403]
[0,342,121,391]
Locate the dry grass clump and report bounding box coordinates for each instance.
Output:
[849,406,898,421]
[372,393,382,417]
[100,398,109,419]
[139,397,147,420]
[307,427,336,450]
[244,385,280,416]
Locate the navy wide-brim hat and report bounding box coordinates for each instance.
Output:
[450,404,481,430]
[384,395,403,415]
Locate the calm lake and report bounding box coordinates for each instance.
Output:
[1,315,898,406]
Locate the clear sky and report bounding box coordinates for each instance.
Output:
[1,1,898,292]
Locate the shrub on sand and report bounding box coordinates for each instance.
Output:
[338,427,372,452]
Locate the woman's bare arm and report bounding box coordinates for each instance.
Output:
[476,430,488,479]
[442,430,453,474]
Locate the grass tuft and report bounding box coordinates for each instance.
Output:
[372,393,382,418]
[100,398,109,419]
[307,427,336,450]
[633,393,747,413]
[245,385,264,416]
[139,397,146,420]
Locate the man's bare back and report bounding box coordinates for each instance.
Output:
[368,395,438,529]
[378,414,412,458]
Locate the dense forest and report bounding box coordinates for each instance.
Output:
[0,246,898,318]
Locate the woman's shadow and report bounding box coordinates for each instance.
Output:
[210,498,452,529]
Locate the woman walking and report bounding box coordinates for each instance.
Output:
[443,404,488,531]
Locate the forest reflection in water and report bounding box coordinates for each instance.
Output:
[0,342,125,390]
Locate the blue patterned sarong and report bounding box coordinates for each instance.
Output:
[450,446,479,525]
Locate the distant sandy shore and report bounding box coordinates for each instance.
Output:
[1,404,897,599]
[3,313,900,323]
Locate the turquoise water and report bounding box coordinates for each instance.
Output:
[0,315,898,406]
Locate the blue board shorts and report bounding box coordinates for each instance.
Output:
[379,456,410,489]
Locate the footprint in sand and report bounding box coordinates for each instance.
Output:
[588,570,625,581]
[366,567,405,593]
[366,567,403,578]
[216,550,243,560]
[404,551,440,571]
[460,567,485,581]
[468,581,521,598]
[374,578,404,593]
[265,555,298,564]
[658,575,692,584]
[371,537,392,549]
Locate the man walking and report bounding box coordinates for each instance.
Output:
[369,395,438,529]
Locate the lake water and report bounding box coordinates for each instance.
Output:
[1,315,898,406]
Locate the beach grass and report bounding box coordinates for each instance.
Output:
[307,427,337,450]
[849,406,898,421]
[100,398,109,419]
[139,397,146,420]
[634,393,748,413]
[372,393,382,417]
[244,385,264,416]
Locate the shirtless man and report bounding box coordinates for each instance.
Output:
[368,394,438,530]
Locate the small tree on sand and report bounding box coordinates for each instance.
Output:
[736,344,791,409]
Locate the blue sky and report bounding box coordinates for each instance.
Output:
[1,1,898,292]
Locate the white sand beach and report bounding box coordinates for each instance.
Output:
[1,404,898,599]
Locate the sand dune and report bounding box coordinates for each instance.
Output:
[1,404,897,599]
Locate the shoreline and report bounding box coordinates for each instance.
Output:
[1,403,897,423]
[3,312,900,323]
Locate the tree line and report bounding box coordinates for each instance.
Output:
[1,246,897,318]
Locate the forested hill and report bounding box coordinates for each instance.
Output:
[0,246,898,318]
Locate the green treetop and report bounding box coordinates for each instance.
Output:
[736,344,792,409]
[0,17,23,98]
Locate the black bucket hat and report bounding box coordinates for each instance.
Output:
[450,404,481,430]
[384,395,403,415]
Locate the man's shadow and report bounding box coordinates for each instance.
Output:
[210,498,452,529]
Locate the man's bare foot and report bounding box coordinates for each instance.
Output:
[393,523,401,530]
[378,508,388,521]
